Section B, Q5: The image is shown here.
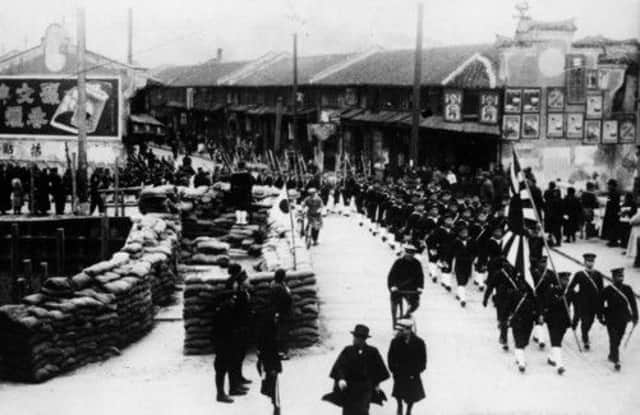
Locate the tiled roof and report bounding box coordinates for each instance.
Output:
[233,53,356,86]
[573,35,639,48]
[318,44,498,86]
[155,59,250,86]
[516,18,577,33]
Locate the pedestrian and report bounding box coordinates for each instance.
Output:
[508,276,538,373]
[303,188,324,245]
[49,168,66,215]
[269,268,293,359]
[325,324,390,415]
[540,271,572,375]
[257,310,283,415]
[562,187,582,242]
[451,223,477,307]
[212,289,237,403]
[0,164,11,214]
[546,188,564,247]
[387,244,424,325]
[35,167,51,215]
[11,176,23,215]
[483,256,517,351]
[387,318,426,415]
[230,161,254,225]
[581,182,599,238]
[89,168,105,215]
[602,179,621,246]
[226,263,253,392]
[567,253,604,350]
[599,268,638,371]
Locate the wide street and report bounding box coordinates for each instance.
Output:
[1,214,638,415]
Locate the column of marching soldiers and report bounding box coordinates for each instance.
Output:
[329,176,639,375]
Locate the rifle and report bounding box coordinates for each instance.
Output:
[624,322,636,348]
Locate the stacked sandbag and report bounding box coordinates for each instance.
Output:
[181,237,231,267]
[138,185,178,214]
[182,268,320,355]
[0,214,181,383]
[182,267,229,355]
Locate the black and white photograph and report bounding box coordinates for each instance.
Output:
[0,1,639,415]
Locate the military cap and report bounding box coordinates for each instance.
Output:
[403,243,418,253]
[582,253,597,261]
[611,268,624,277]
[558,271,571,279]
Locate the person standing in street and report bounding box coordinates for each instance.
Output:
[49,168,66,215]
[212,289,237,403]
[567,253,604,350]
[327,324,390,415]
[387,319,426,415]
[269,268,293,359]
[303,188,324,245]
[602,179,621,247]
[599,268,638,371]
[540,271,572,375]
[387,244,424,324]
[230,161,254,225]
[257,310,283,415]
[226,263,253,393]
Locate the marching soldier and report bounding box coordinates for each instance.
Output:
[387,318,427,415]
[530,256,555,349]
[436,214,456,292]
[599,268,638,371]
[452,223,477,307]
[483,256,517,351]
[424,204,441,282]
[566,253,604,350]
[540,271,572,375]
[508,275,538,373]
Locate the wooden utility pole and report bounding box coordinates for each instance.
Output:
[76,7,89,214]
[292,33,298,149]
[127,8,133,65]
[274,96,283,153]
[410,2,424,166]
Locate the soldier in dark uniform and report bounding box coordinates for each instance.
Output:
[483,256,517,351]
[213,289,238,403]
[530,256,555,349]
[226,263,253,393]
[437,214,456,292]
[508,275,538,373]
[424,204,441,282]
[566,253,604,350]
[387,318,426,415]
[230,161,254,225]
[470,210,490,290]
[388,244,424,324]
[257,310,283,415]
[269,269,293,359]
[451,223,477,307]
[599,268,638,371]
[327,324,390,415]
[540,271,572,375]
[49,168,66,215]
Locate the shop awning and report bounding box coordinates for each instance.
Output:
[399,115,500,136]
[385,111,412,124]
[228,104,249,112]
[345,110,412,125]
[192,103,225,112]
[130,114,166,135]
[340,108,365,120]
[247,105,276,115]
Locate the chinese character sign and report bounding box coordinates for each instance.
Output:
[443,89,462,122]
[0,77,120,138]
[479,92,499,124]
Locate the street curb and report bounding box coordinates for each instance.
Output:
[552,247,640,299]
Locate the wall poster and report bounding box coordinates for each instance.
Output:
[443,89,463,122]
[546,87,565,112]
[566,113,584,139]
[522,88,541,113]
[504,88,522,113]
[618,115,636,143]
[521,114,540,139]
[584,120,601,144]
[586,92,604,119]
[479,92,499,124]
[602,120,618,143]
[502,115,520,140]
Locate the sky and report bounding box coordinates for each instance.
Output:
[0,0,638,68]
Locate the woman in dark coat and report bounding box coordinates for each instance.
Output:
[387,319,426,415]
[562,187,583,242]
[601,179,621,246]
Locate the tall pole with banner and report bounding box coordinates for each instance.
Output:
[292,33,298,150]
[410,2,424,166]
[76,7,89,214]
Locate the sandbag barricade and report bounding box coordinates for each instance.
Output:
[0,214,180,383]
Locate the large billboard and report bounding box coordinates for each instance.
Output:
[0,76,121,139]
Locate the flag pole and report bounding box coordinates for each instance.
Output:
[510,147,582,352]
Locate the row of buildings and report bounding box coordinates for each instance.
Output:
[0,12,639,187]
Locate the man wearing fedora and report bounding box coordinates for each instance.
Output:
[567,253,604,350]
[327,324,390,415]
[599,268,638,371]
[387,318,426,415]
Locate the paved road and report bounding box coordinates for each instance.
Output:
[0,215,639,414]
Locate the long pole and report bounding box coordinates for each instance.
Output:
[127,8,133,65]
[292,33,298,150]
[76,7,89,214]
[410,2,424,166]
[509,148,582,352]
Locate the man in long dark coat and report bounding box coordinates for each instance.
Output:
[388,244,424,324]
[387,319,426,415]
[49,168,66,215]
[212,290,237,403]
[257,311,283,415]
[328,324,390,415]
[0,164,11,214]
[602,179,621,246]
[599,268,638,371]
[567,253,604,350]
